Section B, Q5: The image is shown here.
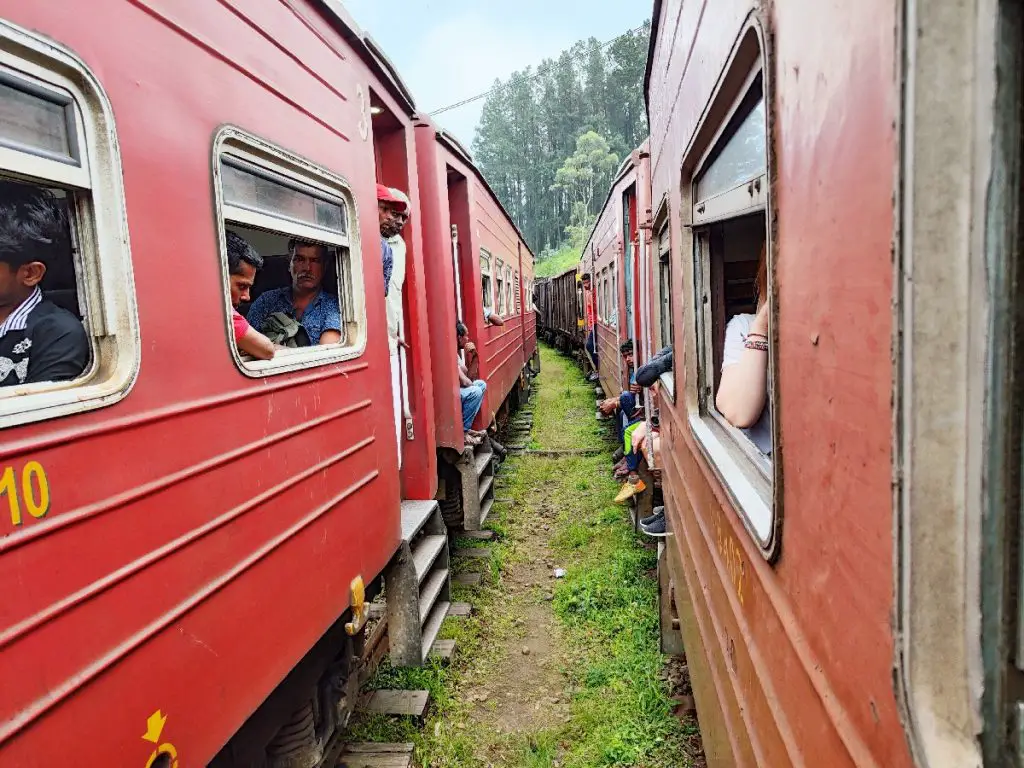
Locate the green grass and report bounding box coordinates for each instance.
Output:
[345,345,699,767]
[535,243,581,278]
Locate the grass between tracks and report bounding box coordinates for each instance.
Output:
[346,345,700,767]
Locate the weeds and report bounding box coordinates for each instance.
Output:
[345,346,699,767]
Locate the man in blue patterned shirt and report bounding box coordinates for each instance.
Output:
[246,239,342,346]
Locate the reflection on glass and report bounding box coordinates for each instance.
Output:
[696,95,766,202]
[0,81,73,161]
[221,160,347,234]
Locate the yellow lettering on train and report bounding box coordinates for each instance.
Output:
[1,461,50,528]
[712,509,748,607]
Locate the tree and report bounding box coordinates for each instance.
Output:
[550,131,620,236]
[471,22,651,259]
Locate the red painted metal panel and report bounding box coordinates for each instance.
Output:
[0,1,401,763]
[646,0,915,766]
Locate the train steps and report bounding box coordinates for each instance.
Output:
[384,501,452,667]
[455,437,496,531]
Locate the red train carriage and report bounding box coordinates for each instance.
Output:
[415,122,537,530]
[581,148,651,402]
[642,0,1024,765]
[0,1,535,765]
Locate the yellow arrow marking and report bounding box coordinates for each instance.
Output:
[142,710,167,744]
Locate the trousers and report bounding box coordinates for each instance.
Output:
[460,379,487,431]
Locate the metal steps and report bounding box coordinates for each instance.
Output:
[385,501,452,667]
[457,437,496,531]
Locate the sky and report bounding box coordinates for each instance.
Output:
[342,1,651,148]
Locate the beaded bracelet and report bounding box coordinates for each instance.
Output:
[744,338,769,352]
[746,332,768,340]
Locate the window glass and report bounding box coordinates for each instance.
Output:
[0,31,138,429]
[480,249,492,310]
[495,258,505,314]
[695,88,766,203]
[0,76,75,163]
[658,226,673,351]
[221,159,347,237]
[217,129,362,376]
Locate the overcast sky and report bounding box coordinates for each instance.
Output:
[343,1,651,148]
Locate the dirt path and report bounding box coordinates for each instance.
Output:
[349,346,702,768]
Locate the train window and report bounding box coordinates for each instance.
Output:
[0,24,139,428]
[480,249,493,311]
[513,270,521,314]
[495,257,505,315]
[688,63,775,550]
[656,223,674,396]
[214,127,364,376]
[609,271,617,326]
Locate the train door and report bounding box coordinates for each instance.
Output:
[446,166,473,371]
[370,91,412,468]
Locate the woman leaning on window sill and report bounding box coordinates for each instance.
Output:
[715,243,772,456]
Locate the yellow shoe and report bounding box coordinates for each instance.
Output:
[614,479,646,503]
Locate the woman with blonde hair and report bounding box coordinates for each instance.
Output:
[715,243,772,455]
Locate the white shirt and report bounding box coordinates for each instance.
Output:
[721,313,772,455]
[386,234,407,350]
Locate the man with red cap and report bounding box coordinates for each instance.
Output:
[377,184,411,466]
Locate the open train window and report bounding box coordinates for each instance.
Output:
[214,127,364,377]
[656,220,674,397]
[495,257,505,315]
[687,59,776,553]
[480,249,493,312]
[609,271,618,327]
[0,21,138,428]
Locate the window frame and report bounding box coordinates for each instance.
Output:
[494,257,505,315]
[213,126,365,378]
[679,27,780,558]
[654,207,675,401]
[480,248,493,311]
[0,19,140,429]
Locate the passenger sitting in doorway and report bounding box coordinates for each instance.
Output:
[225,231,274,361]
[597,339,640,436]
[245,239,342,346]
[456,321,487,446]
[0,181,89,387]
[716,243,772,456]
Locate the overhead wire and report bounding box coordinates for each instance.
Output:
[427,22,649,117]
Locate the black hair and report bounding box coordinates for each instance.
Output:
[226,230,263,275]
[456,321,468,337]
[581,272,591,281]
[620,339,634,355]
[287,238,330,259]
[0,180,67,270]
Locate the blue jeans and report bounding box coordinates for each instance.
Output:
[617,391,637,444]
[585,329,598,368]
[460,380,487,430]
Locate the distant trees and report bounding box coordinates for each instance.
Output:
[471,22,650,261]
[551,132,619,251]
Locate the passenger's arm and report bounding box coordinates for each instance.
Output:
[458,366,473,387]
[319,300,343,345]
[716,305,769,429]
[237,326,275,360]
[487,313,505,327]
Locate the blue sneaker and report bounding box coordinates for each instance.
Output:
[640,506,664,527]
[641,513,667,537]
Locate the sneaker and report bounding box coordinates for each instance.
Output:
[640,507,665,527]
[587,372,600,383]
[596,410,611,421]
[612,448,625,463]
[641,514,668,537]
[614,478,647,503]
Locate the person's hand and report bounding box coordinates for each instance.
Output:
[396,336,411,350]
[750,301,769,336]
[629,382,641,394]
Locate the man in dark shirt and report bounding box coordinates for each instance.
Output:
[0,181,88,387]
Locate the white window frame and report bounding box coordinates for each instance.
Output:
[684,44,777,556]
[495,257,505,315]
[0,20,139,429]
[214,126,365,377]
[656,220,675,399]
[480,249,493,311]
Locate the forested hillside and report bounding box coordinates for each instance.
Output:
[471,22,650,275]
